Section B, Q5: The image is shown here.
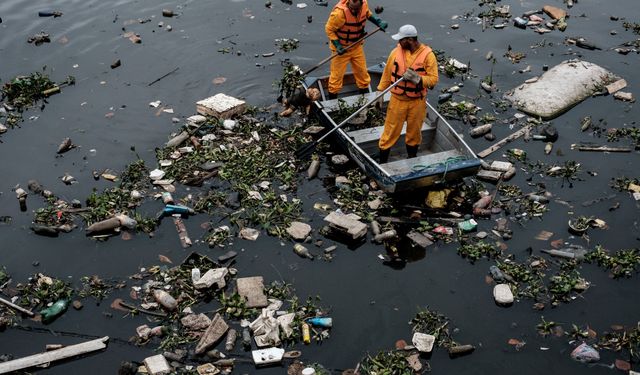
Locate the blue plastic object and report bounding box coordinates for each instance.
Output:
[163,204,195,216]
[306,316,332,328]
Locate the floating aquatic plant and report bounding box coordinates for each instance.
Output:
[457,240,500,263]
[585,245,640,278]
[410,306,454,347]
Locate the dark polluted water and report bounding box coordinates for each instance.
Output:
[0,0,639,374]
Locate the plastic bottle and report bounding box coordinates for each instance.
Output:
[16,188,27,211]
[374,230,397,243]
[116,214,137,229]
[438,93,452,103]
[469,124,492,138]
[161,192,174,204]
[370,220,381,236]
[541,249,580,260]
[472,195,492,209]
[153,290,177,311]
[191,268,201,283]
[293,244,314,259]
[448,344,475,357]
[503,166,516,181]
[166,131,189,147]
[31,224,59,237]
[42,86,61,96]
[241,328,252,350]
[301,322,311,344]
[40,299,68,323]
[472,207,492,217]
[38,11,63,17]
[163,204,195,216]
[513,17,527,29]
[307,160,320,180]
[225,329,237,351]
[306,317,332,328]
[489,265,506,282]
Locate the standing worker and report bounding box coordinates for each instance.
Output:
[376,24,438,163]
[325,0,387,99]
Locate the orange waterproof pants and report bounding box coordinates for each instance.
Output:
[328,44,370,94]
[378,94,426,150]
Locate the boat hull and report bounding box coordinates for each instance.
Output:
[304,64,481,193]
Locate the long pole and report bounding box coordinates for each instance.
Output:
[316,78,404,144]
[0,296,34,317]
[295,77,405,158]
[303,27,382,76]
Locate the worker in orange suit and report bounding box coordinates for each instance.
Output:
[325,0,387,99]
[376,24,439,163]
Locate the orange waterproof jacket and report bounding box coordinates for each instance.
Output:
[332,0,370,46]
[390,44,433,98]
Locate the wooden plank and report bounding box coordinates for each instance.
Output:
[236,277,268,308]
[476,125,532,158]
[576,145,631,152]
[349,122,435,145]
[0,337,108,374]
[383,149,463,175]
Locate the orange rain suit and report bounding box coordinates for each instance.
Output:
[325,0,372,95]
[377,43,439,150]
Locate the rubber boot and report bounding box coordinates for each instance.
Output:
[406,145,418,159]
[378,148,390,163]
[358,88,369,95]
[328,92,338,100]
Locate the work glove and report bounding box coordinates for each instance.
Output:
[368,15,388,31]
[402,69,422,85]
[331,39,345,55]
